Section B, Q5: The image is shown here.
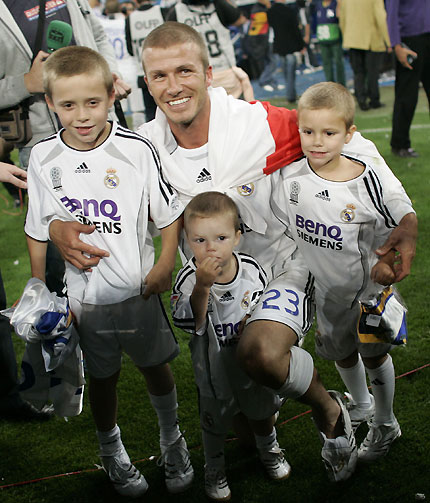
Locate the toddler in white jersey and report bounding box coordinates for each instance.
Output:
[24,46,194,498]
[271,82,412,463]
[171,192,289,501]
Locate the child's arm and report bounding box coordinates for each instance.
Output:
[143,216,182,299]
[191,257,221,333]
[371,250,396,286]
[26,235,48,282]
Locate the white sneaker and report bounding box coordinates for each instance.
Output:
[358,417,401,462]
[316,390,358,482]
[263,84,275,92]
[100,445,148,498]
[345,392,375,431]
[157,434,194,493]
[259,442,291,480]
[205,466,231,501]
[277,84,286,90]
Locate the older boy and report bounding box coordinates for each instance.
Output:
[271,82,410,461]
[24,46,193,497]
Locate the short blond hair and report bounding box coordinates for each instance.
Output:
[43,46,113,99]
[298,82,355,129]
[184,192,240,232]
[142,21,209,72]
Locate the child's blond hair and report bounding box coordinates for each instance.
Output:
[184,192,240,232]
[43,46,114,99]
[298,82,355,129]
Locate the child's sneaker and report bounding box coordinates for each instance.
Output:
[100,445,148,498]
[259,442,291,480]
[316,390,358,482]
[358,417,401,462]
[157,434,194,493]
[345,392,375,431]
[204,466,231,502]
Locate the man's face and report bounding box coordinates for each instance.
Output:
[143,42,212,129]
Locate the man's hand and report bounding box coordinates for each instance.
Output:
[24,51,50,94]
[112,73,132,100]
[49,220,109,270]
[394,44,417,70]
[375,212,417,282]
[142,262,173,299]
[196,257,221,288]
[371,261,396,286]
[0,163,27,189]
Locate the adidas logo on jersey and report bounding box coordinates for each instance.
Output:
[196,168,212,183]
[75,162,91,174]
[219,291,234,302]
[315,189,330,201]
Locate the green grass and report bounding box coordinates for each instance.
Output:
[0,85,429,502]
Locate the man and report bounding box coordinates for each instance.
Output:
[385,0,430,158]
[49,22,417,483]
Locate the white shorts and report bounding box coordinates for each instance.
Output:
[74,295,179,379]
[248,253,315,342]
[313,291,391,361]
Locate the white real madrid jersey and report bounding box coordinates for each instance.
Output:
[271,156,398,306]
[25,122,183,305]
[172,251,267,345]
[174,2,236,71]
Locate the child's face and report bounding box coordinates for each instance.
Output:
[298,108,355,171]
[186,214,241,271]
[46,72,115,151]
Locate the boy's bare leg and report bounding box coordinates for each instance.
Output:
[89,370,120,431]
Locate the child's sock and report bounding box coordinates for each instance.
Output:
[254,427,277,452]
[365,354,396,425]
[97,424,122,455]
[335,356,372,407]
[202,430,226,470]
[149,386,181,446]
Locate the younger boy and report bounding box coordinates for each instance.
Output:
[271,82,410,462]
[24,46,193,497]
[171,192,289,502]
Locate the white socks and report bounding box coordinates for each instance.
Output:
[97,424,122,455]
[149,386,181,446]
[366,354,395,425]
[255,427,277,453]
[202,430,226,470]
[335,356,372,407]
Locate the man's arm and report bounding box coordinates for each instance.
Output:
[375,212,417,282]
[142,216,182,299]
[26,235,48,282]
[48,220,110,270]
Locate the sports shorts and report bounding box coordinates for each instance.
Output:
[73,294,179,379]
[313,290,391,361]
[248,252,315,342]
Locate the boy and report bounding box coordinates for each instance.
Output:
[171,192,289,502]
[24,46,193,497]
[271,82,410,462]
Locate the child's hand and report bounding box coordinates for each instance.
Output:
[195,257,221,288]
[143,262,172,299]
[371,261,395,286]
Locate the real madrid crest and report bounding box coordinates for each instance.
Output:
[50,166,62,190]
[104,168,119,189]
[236,183,255,197]
[340,203,356,222]
[241,290,251,310]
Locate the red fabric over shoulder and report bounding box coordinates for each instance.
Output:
[252,101,303,174]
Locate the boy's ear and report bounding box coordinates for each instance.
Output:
[344,124,357,145]
[234,229,241,246]
[45,94,55,111]
[108,87,116,107]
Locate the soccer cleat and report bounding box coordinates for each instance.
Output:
[157,434,194,493]
[259,442,291,480]
[263,84,275,92]
[316,390,358,482]
[100,445,148,498]
[204,466,231,501]
[358,417,401,462]
[345,392,375,431]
